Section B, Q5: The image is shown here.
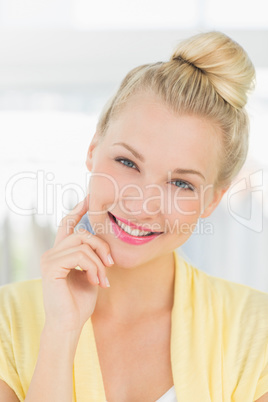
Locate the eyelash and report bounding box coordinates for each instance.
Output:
[114,157,196,192]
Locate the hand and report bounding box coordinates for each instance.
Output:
[40,194,113,333]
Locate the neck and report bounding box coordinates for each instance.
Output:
[92,251,175,323]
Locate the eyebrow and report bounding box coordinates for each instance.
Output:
[112,142,206,181]
[113,142,145,162]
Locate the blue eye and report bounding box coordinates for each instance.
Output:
[115,157,195,191]
[171,180,195,191]
[115,158,138,170]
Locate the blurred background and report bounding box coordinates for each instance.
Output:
[0,0,268,290]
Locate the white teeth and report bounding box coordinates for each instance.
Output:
[131,229,140,236]
[115,218,153,237]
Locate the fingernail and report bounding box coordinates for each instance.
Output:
[105,277,110,287]
[97,277,100,284]
[107,254,114,265]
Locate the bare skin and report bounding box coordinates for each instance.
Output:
[91,308,174,402]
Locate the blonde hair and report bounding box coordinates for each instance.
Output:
[96,31,255,189]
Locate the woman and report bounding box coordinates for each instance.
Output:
[0,31,268,401]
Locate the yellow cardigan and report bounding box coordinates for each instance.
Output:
[0,251,268,401]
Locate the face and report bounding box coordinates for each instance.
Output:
[86,92,227,269]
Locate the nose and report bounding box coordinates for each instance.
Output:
[119,184,163,218]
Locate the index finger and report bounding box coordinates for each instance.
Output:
[54,194,90,247]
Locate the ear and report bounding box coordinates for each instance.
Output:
[200,186,229,218]
[86,132,100,171]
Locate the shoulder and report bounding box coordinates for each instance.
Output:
[176,250,268,311]
[175,251,268,343]
[0,278,43,304]
[0,278,44,325]
[0,278,42,295]
[174,251,268,399]
[0,279,44,401]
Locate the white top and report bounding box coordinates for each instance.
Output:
[155,386,177,401]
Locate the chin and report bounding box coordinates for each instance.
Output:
[109,246,141,269]
[109,242,161,270]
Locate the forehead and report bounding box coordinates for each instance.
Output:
[103,93,222,182]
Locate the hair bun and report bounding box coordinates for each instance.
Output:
[170,31,255,109]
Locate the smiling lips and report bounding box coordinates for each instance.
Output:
[108,212,163,245]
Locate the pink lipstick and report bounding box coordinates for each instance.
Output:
[108,212,162,245]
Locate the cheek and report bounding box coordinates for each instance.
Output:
[172,191,202,219]
[164,196,202,243]
[90,173,118,194]
[88,163,119,212]
[87,162,136,213]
